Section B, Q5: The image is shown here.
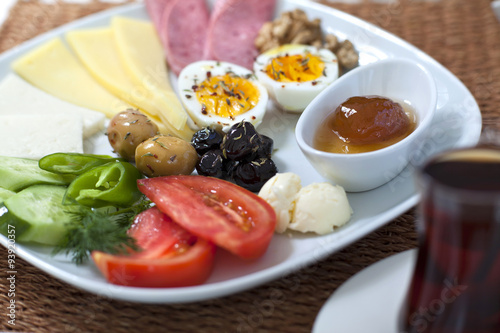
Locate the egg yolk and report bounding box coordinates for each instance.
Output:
[195,73,260,119]
[265,53,325,82]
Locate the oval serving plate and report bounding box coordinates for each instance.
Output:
[0,0,481,303]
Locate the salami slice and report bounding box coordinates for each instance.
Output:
[144,0,170,36]
[208,0,232,19]
[204,0,276,69]
[159,0,210,75]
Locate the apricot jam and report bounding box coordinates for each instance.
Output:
[314,96,417,154]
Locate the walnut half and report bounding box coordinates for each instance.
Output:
[254,9,359,70]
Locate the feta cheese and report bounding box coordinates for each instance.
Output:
[0,73,105,138]
[0,114,83,159]
[258,172,302,233]
[259,173,353,235]
[289,183,352,235]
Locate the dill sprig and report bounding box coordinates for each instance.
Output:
[53,199,152,264]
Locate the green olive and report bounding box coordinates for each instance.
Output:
[135,135,198,177]
[107,109,159,161]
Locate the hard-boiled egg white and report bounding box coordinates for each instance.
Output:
[178,60,268,132]
[254,44,339,113]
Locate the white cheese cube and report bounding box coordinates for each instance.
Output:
[0,114,83,159]
[0,73,105,138]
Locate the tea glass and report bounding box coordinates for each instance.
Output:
[399,147,500,333]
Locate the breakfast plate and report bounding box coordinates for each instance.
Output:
[0,0,481,303]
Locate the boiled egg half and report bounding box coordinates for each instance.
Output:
[254,44,339,113]
[178,60,268,132]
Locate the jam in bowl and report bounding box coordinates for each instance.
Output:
[314,95,418,154]
[295,58,437,192]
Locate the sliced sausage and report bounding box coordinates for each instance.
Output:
[203,0,277,69]
[159,0,210,75]
[144,0,170,38]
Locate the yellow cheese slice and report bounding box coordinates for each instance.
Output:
[111,17,173,93]
[66,28,194,140]
[11,38,129,118]
[111,16,189,132]
[147,113,169,137]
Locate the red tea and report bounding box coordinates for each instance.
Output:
[400,149,500,333]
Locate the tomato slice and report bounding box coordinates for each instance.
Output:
[127,207,195,259]
[138,175,276,260]
[92,207,216,288]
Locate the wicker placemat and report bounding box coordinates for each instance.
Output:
[0,0,498,332]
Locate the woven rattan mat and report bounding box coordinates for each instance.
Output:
[0,0,498,332]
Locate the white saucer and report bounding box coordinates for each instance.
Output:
[492,0,500,22]
[313,249,417,333]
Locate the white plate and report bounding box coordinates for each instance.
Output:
[312,249,417,333]
[0,0,481,303]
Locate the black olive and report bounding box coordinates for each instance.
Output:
[257,134,274,158]
[223,159,239,179]
[196,149,225,178]
[232,158,278,192]
[191,128,224,156]
[222,122,263,160]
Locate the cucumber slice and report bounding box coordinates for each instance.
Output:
[0,188,15,204]
[0,156,75,192]
[0,203,31,238]
[0,185,78,246]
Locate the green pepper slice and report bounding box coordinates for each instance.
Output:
[64,161,142,208]
[39,153,123,175]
